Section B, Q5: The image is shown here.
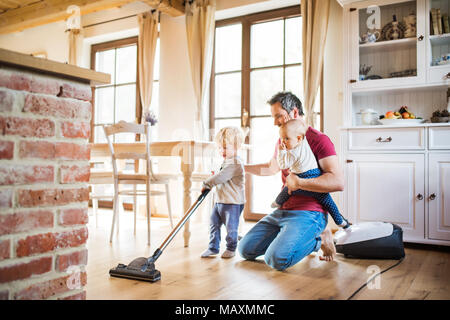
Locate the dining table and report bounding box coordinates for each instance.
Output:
[90,140,219,247]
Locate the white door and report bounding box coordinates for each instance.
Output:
[428,153,450,241]
[347,153,425,241]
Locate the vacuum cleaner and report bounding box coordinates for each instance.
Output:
[109,189,210,282]
[333,221,405,260]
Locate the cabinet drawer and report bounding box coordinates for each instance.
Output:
[348,128,425,151]
[429,127,450,149]
[428,67,450,84]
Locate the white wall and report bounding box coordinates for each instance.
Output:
[324,0,344,210]
[0,20,72,63]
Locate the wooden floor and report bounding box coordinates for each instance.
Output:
[86,208,450,300]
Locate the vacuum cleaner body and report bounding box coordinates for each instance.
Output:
[109,257,161,282]
[109,190,209,282]
[334,222,405,260]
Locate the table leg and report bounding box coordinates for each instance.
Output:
[182,170,192,247]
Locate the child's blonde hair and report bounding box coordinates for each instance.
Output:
[215,126,245,149]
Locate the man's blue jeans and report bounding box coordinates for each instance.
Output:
[208,203,244,253]
[238,210,327,271]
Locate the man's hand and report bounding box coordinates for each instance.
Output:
[286,173,301,195]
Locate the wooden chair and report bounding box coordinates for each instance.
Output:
[88,157,114,227]
[103,121,176,245]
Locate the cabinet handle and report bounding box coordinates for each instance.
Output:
[376,136,392,142]
[349,79,357,83]
[429,193,436,200]
[418,35,424,41]
[416,194,423,200]
[346,159,353,163]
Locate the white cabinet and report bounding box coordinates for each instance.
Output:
[343,126,450,245]
[346,153,425,241]
[341,0,450,246]
[428,153,450,240]
[347,0,427,89]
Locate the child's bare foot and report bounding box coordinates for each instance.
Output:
[319,228,336,262]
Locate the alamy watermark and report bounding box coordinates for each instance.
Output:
[366,265,381,290]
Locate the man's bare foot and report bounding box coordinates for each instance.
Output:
[319,228,336,262]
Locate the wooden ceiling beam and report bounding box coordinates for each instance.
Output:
[0,0,135,34]
[142,0,185,17]
[0,0,186,34]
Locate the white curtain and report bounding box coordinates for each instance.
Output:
[138,11,159,122]
[301,0,330,127]
[68,29,80,65]
[185,0,216,139]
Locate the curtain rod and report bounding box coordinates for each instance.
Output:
[83,9,161,29]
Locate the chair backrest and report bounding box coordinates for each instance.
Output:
[102,121,155,180]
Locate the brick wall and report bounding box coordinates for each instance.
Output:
[0,66,91,300]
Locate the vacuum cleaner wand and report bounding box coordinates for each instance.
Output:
[109,189,210,282]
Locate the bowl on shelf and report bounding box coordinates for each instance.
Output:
[430,116,449,123]
[379,118,425,126]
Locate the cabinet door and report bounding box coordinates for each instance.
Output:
[426,0,450,85]
[349,0,426,88]
[428,153,450,241]
[347,153,425,241]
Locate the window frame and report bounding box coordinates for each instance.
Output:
[90,36,141,143]
[210,5,324,221]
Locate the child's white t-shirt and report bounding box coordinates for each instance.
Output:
[277,137,318,174]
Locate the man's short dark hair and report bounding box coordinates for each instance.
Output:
[267,91,304,116]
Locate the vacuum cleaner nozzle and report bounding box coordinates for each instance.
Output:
[109,257,161,282]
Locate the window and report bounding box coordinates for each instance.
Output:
[211,6,323,220]
[91,36,160,143]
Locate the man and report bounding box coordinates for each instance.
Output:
[238,91,343,270]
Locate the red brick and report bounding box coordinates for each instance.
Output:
[17,187,90,207]
[19,140,55,159]
[16,232,57,257]
[56,249,88,272]
[23,94,91,120]
[60,165,90,183]
[59,82,92,101]
[58,208,88,226]
[55,227,88,249]
[58,290,86,300]
[0,189,12,208]
[14,272,87,300]
[0,165,54,185]
[30,75,60,96]
[0,239,10,260]
[55,142,90,160]
[0,210,54,236]
[0,140,14,159]
[2,72,32,92]
[60,121,91,139]
[0,116,55,138]
[0,256,52,283]
[0,89,14,112]
[0,70,60,96]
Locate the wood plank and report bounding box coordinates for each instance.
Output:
[86,209,450,300]
[143,0,184,17]
[0,0,185,34]
[0,0,136,34]
[0,48,110,85]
